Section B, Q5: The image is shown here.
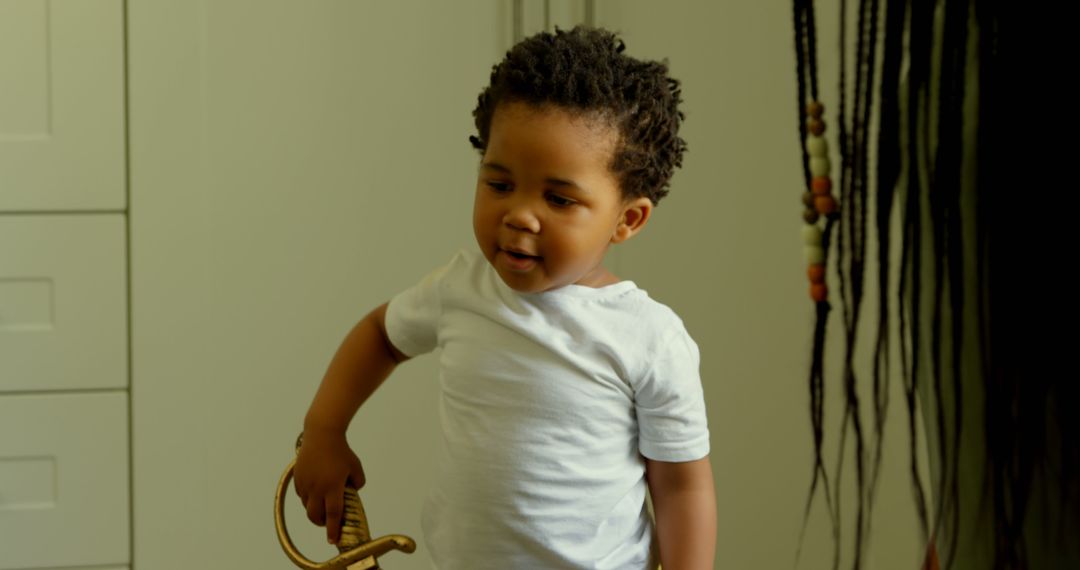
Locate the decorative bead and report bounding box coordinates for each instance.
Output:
[806,135,828,158]
[803,103,828,304]
[815,195,838,214]
[811,176,832,194]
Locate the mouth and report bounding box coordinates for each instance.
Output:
[498,247,541,270]
[503,248,540,260]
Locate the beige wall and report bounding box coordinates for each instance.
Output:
[129,2,499,567]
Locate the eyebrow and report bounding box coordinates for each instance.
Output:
[481,162,587,192]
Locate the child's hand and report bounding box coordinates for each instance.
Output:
[293,429,367,545]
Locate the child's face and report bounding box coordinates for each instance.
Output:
[473,101,651,293]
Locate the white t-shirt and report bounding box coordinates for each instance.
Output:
[385,249,710,569]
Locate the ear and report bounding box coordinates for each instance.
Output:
[611,196,653,244]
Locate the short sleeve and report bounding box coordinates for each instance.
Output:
[384,258,455,357]
[633,328,710,462]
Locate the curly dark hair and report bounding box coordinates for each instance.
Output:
[468,26,687,205]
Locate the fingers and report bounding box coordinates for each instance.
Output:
[325,488,344,545]
[305,492,326,529]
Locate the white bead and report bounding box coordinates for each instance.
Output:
[810,156,831,177]
[806,135,829,158]
[804,245,825,264]
[802,224,823,246]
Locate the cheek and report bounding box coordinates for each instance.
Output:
[472,196,499,243]
[554,218,614,260]
[472,209,486,240]
[475,191,488,224]
[474,199,493,225]
[472,188,488,220]
[542,231,583,261]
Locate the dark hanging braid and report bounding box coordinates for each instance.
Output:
[831,0,859,560]
[794,0,811,191]
[869,0,907,537]
[859,0,886,518]
[793,1,840,567]
[468,26,687,206]
[825,0,884,565]
[928,1,970,566]
[911,0,954,557]
[833,1,883,565]
[904,0,965,562]
[828,2,856,566]
[901,0,934,557]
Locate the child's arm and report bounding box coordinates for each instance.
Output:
[294,302,409,544]
[646,456,717,570]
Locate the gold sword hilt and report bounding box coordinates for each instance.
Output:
[274,433,415,569]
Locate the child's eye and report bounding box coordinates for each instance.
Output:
[487,182,512,193]
[546,193,576,207]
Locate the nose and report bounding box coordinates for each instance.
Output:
[503,197,541,234]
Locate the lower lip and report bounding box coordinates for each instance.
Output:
[498,250,539,271]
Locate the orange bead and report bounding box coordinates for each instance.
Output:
[808,264,826,283]
[811,176,832,195]
[808,118,825,136]
[807,101,825,119]
[811,282,828,302]
[815,195,838,214]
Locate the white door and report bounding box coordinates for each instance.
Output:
[1,1,130,569]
